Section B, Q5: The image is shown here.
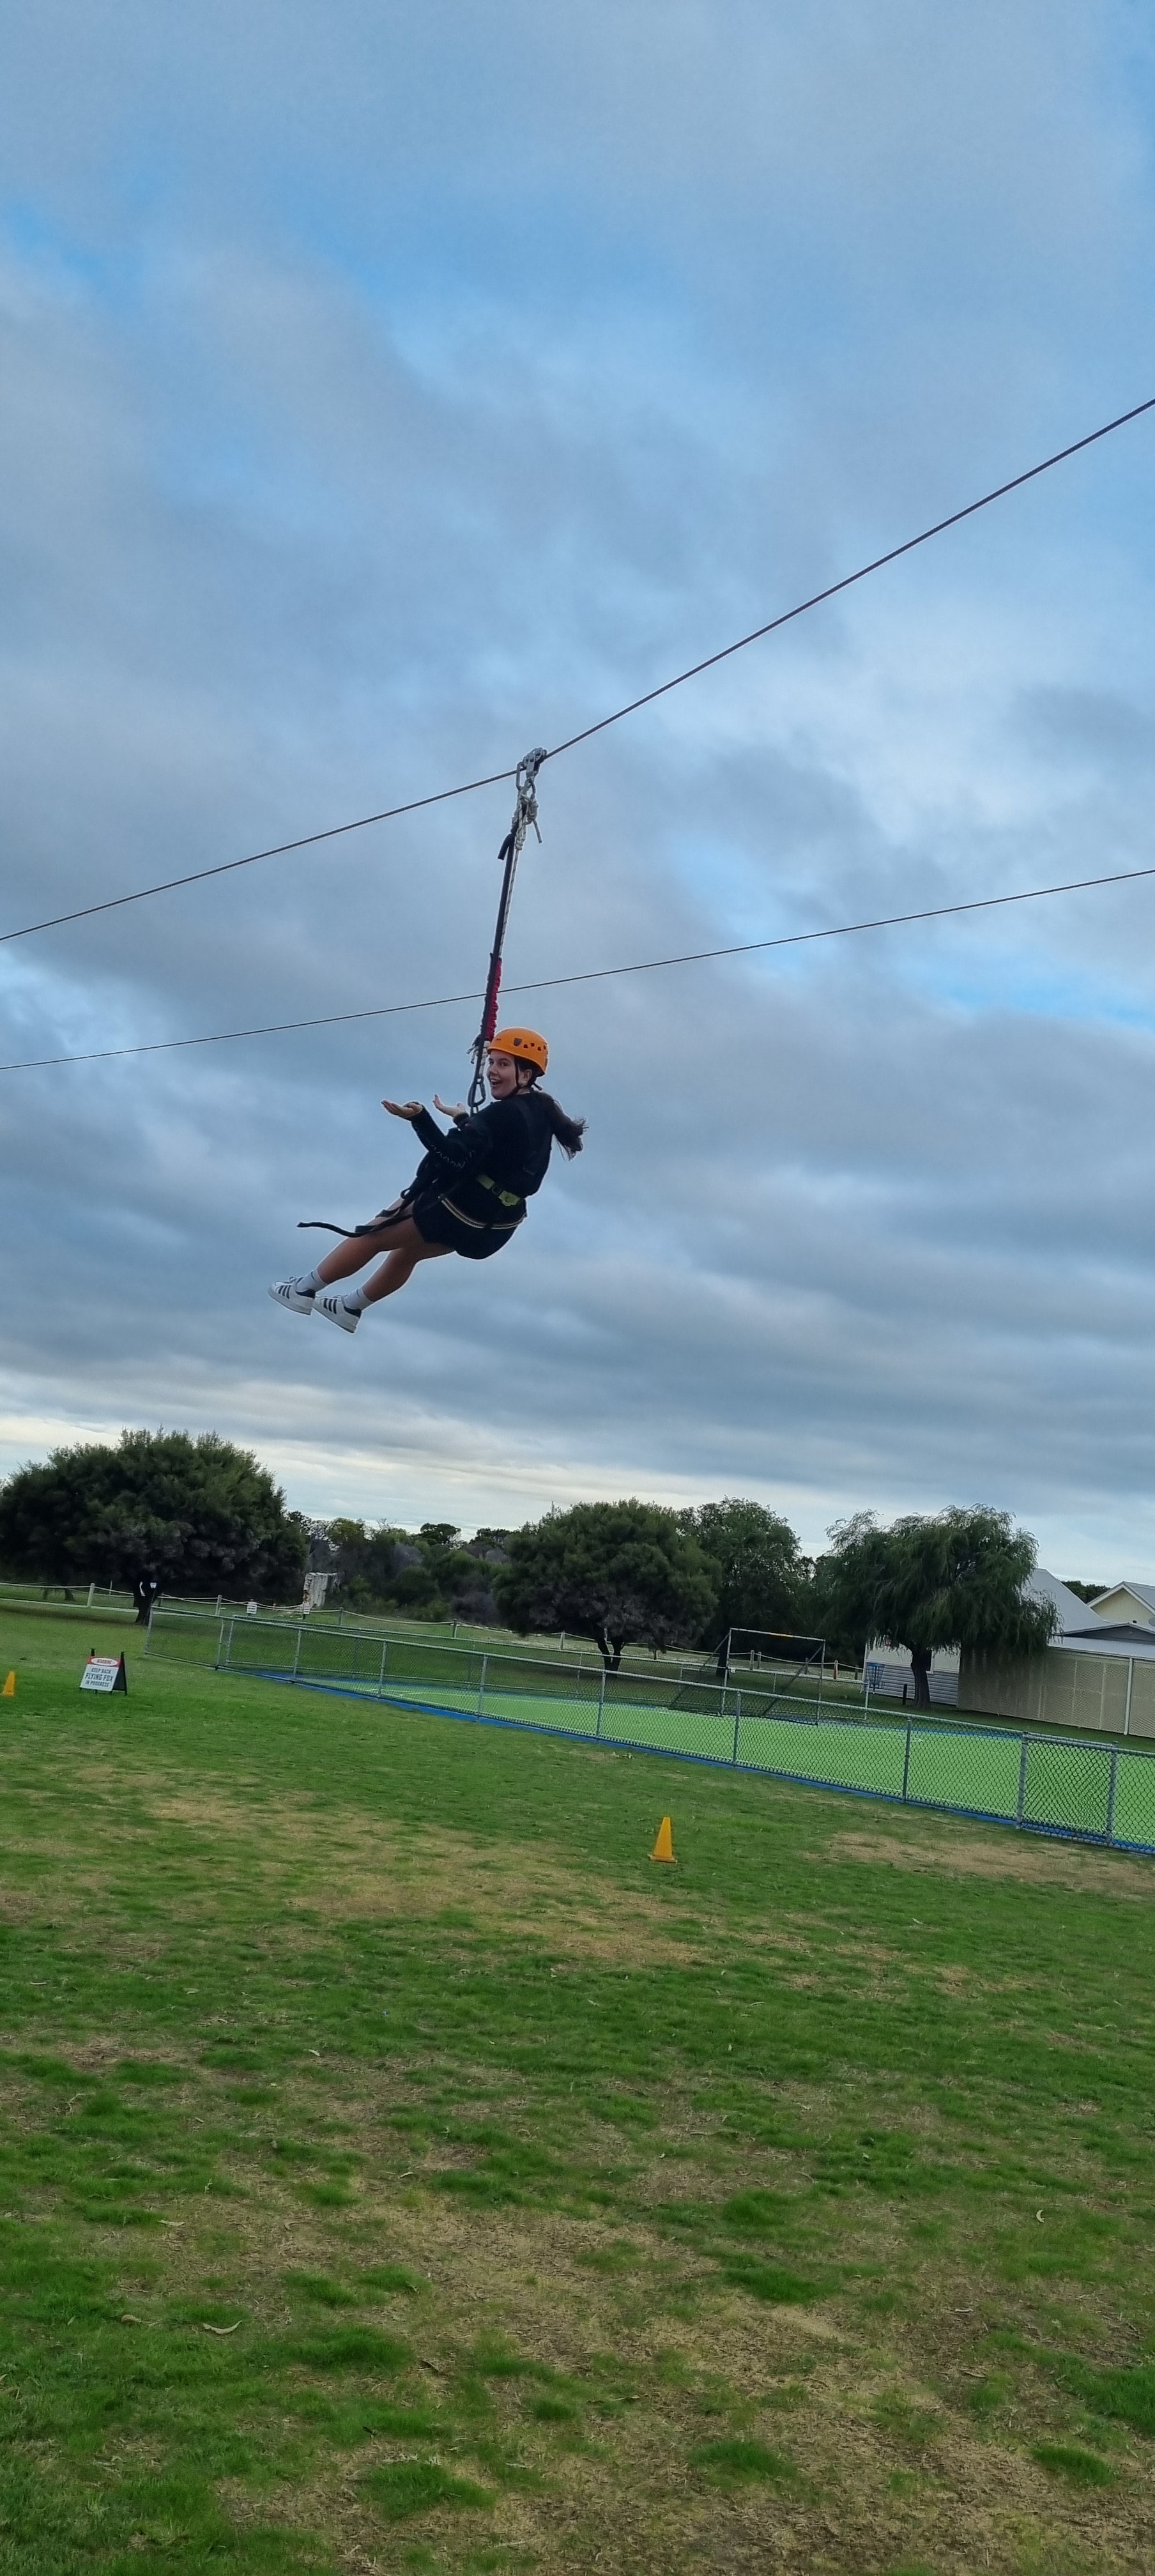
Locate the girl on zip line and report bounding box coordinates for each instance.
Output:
[268,1028,586,1334]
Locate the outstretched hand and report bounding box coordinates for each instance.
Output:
[381,1098,424,1121]
[433,1094,470,1121]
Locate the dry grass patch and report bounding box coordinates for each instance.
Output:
[48,1765,717,1966]
[825,1821,1155,1897]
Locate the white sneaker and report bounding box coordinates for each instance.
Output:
[316,1291,360,1333]
[269,1279,315,1316]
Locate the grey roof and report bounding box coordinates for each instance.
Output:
[1027,1569,1097,1636]
[955,1571,1155,1664]
[1089,1579,1155,1613]
[1050,1629,1155,1660]
[1063,1622,1155,1647]
[1028,1571,1155,1658]
[922,1572,1155,1666]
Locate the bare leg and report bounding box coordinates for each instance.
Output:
[362,1234,452,1304]
[312,1210,414,1286]
[312,1215,450,1304]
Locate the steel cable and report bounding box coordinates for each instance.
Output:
[5,852,1154,1073]
[3,394,1152,953]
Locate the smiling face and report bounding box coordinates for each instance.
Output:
[487,1049,523,1100]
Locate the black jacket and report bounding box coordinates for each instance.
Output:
[406,1094,555,1223]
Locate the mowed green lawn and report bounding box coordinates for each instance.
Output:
[1,1616,1155,2574]
[266,1666,1155,1848]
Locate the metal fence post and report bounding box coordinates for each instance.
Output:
[1016,1733,1029,1828]
[291,1623,302,1683]
[1106,1745,1120,1846]
[222,1618,235,1672]
[216,1619,225,1668]
[1124,1659,1134,1738]
[378,1638,388,1696]
[595,1663,606,1740]
[731,1689,742,1767]
[477,1653,487,1721]
[901,1722,912,1804]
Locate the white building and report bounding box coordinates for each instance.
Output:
[865,1641,960,1707]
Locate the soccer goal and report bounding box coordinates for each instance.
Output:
[682,1627,828,1701]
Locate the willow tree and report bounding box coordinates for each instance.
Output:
[816,1506,1057,1705]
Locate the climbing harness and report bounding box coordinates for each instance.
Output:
[466,749,547,1110]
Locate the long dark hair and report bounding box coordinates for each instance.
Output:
[519,1068,586,1157]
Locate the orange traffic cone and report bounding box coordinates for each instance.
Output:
[1,1672,15,1698]
[650,1815,675,1864]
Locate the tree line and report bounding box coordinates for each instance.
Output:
[0,1430,1059,1692]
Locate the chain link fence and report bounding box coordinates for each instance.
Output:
[145,1606,1155,1856]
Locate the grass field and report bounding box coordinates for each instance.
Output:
[148,1611,1155,1852]
[1,1612,1155,2573]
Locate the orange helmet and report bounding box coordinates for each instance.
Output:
[489,1027,548,1075]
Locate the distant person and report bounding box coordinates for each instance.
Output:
[269,1030,586,1335]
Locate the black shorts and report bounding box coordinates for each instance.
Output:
[411,1189,524,1262]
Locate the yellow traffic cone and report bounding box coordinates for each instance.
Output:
[650,1815,675,1864]
[2,1672,15,1698]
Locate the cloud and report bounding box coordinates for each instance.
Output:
[2,3,1155,1578]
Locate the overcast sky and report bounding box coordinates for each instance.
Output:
[3,2,1155,1574]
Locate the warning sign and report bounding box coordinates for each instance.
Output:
[81,1653,128,1694]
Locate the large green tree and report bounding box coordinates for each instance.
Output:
[495,1500,717,1668]
[682,1498,809,1644]
[0,1430,307,1615]
[815,1506,1057,1705]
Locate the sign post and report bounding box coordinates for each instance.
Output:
[80,1652,128,1695]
